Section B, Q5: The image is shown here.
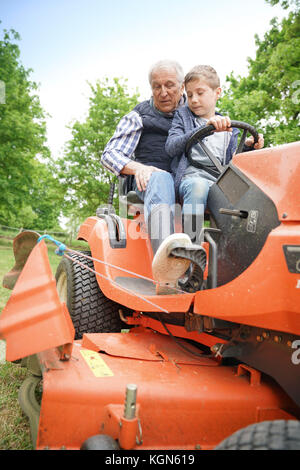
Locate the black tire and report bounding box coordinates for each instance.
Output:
[55,251,127,339]
[80,434,120,450]
[215,420,300,450]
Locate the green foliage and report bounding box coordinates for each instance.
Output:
[0,25,62,230]
[218,9,300,146]
[265,0,299,10]
[25,159,64,230]
[56,77,139,221]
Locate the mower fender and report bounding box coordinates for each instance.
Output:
[0,240,75,362]
[77,216,195,313]
[2,230,40,290]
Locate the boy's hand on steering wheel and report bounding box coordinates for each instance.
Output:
[207,115,232,132]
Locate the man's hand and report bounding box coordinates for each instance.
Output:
[134,165,164,192]
[245,134,264,150]
[121,161,163,192]
[207,115,232,132]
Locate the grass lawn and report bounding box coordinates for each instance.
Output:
[0,240,66,450]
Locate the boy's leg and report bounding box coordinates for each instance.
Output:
[176,177,213,292]
[178,177,213,243]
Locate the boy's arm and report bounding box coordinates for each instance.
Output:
[166,114,232,157]
[165,111,196,157]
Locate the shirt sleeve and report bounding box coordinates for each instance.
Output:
[101,110,143,176]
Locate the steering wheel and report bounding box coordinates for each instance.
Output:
[185,120,259,176]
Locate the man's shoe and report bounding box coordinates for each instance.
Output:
[152,233,192,289]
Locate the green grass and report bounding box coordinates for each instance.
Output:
[0,238,86,450]
[0,362,33,450]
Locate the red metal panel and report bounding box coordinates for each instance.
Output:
[233,142,300,222]
[77,217,195,313]
[36,334,299,450]
[194,224,300,335]
[82,327,219,366]
[0,241,74,361]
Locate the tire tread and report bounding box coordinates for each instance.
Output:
[55,251,125,339]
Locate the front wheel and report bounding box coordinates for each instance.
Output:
[55,251,127,339]
[215,420,300,450]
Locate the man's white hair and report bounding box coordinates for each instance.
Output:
[148,60,184,86]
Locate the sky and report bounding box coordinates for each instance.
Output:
[1,0,287,158]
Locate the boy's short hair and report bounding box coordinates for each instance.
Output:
[184,65,220,90]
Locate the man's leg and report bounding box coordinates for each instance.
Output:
[132,171,192,293]
[133,171,175,254]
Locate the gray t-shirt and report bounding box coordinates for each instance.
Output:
[183,117,232,182]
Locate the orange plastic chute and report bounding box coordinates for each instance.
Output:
[0,240,74,361]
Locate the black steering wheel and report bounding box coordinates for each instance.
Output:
[185,120,259,176]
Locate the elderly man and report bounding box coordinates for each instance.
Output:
[101,60,201,293]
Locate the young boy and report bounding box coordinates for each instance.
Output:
[165,65,264,244]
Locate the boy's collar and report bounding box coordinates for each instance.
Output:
[190,109,223,118]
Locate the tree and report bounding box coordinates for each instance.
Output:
[265,0,299,9]
[56,78,139,221]
[0,25,60,228]
[26,160,64,230]
[218,2,300,146]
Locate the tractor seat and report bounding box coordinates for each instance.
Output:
[119,177,144,216]
[126,191,143,205]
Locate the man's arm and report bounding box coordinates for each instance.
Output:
[101,110,143,176]
[101,109,164,192]
[121,160,164,192]
[244,134,264,150]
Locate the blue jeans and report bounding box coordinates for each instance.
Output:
[178,176,214,216]
[178,176,214,242]
[132,172,212,246]
[132,171,175,223]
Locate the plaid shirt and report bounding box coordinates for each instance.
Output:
[101,110,143,176]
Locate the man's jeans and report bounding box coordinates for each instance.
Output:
[131,171,213,246]
[132,170,175,223]
[132,171,175,254]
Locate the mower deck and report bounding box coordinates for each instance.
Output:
[33,328,298,450]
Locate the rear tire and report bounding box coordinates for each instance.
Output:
[215,420,300,450]
[55,251,127,339]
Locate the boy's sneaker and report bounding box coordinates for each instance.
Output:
[173,244,207,293]
[178,263,205,293]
